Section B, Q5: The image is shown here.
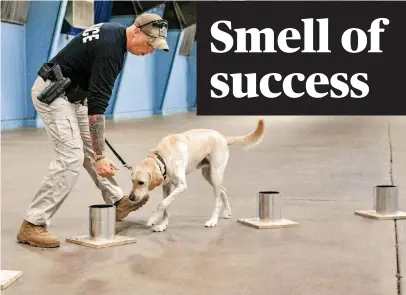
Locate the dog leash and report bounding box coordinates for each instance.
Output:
[105,138,133,170]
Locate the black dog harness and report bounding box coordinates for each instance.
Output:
[154,153,167,179]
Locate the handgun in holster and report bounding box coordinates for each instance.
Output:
[37,62,71,105]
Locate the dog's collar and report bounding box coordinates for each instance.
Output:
[154,152,167,179]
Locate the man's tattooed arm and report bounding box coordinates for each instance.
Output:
[89,114,105,158]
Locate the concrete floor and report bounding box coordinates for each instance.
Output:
[1,113,405,295]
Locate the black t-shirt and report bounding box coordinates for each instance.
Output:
[49,22,127,115]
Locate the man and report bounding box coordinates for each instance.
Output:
[17,13,170,248]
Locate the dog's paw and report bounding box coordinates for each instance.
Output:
[205,219,218,227]
[222,209,232,219]
[152,223,168,232]
[146,211,162,227]
[146,216,157,227]
[147,218,156,227]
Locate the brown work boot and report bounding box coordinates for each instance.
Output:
[115,195,149,221]
[17,220,60,248]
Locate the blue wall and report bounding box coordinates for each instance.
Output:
[1,0,61,129]
[161,31,189,115]
[26,0,61,120]
[1,22,27,129]
[113,51,156,119]
[187,42,197,111]
[1,2,197,130]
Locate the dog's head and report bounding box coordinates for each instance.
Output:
[129,158,163,201]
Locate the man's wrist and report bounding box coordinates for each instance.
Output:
[94,152,104,158]
[95,154,106,162]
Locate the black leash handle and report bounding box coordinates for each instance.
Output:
[105,138,132,170]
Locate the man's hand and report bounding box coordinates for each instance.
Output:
[95,156,119,177]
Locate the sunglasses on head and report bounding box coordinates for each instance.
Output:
[138,19,168,38]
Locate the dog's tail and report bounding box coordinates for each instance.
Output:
[225,119,265,149]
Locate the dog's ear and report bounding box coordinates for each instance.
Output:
[148,170,163,191]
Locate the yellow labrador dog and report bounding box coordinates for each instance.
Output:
[129,119,265,232]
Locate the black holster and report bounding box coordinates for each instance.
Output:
[37,63,71,105]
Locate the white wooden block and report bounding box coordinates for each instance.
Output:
[1,270,23,290]
[237,217,300,229]
[66,235,137,248]
[354,210,406,220]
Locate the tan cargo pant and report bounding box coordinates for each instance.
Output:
[26,76,123,227]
